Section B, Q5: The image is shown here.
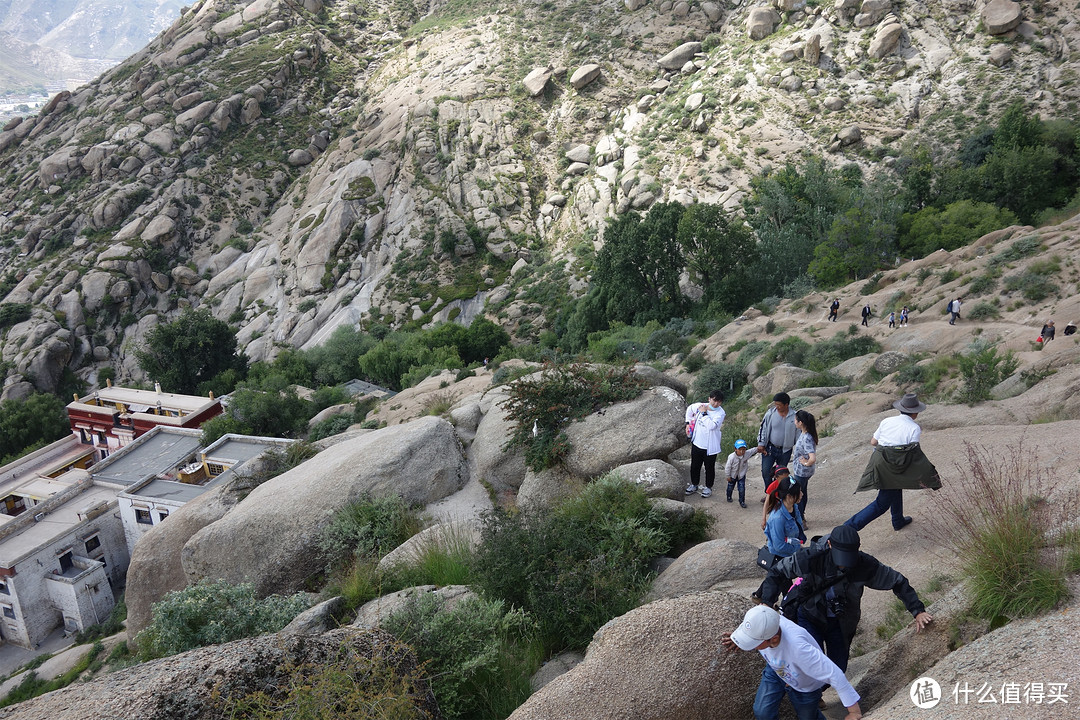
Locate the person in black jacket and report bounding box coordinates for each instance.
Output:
[752,525,932,673]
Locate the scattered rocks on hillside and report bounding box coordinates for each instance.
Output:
[805,33,821,66]
[508,592,761,720]
[982,0,1022,36]
[854,0,891,28]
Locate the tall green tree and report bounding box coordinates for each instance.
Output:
[676,203,757,312]
[590,202,687,325]
[0,393,69,462]
[743,158,846,297]
[135,309,247,395]
[808,181,900,286]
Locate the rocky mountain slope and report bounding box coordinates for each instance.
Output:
[1,0,1079,398]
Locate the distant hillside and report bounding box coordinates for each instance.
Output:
[0,0,185,92]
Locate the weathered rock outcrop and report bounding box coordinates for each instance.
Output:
[645,539,763,601]
[508,592,761,720]
[0,628,435,720]
[181,417,468,596]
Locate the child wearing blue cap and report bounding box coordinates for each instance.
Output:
[724,439,759,507]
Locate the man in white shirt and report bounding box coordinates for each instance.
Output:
[846,393,939,531]
[723,605,863,720]
[685,390,726,498]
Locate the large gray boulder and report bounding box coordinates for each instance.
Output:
[981,0,1022,35]
[658,42,701,70]
[517,464,585,510]
[561,386,687,479]
[610,459,684,500]
[645,539,762,602]
[868,22,903,59]
[508,592,761,720]
[472,388,528,492]
[570,64,602,90]
[523,65,554,96]
[0,628,434,720]
[181,417,468,596]
[747,7,779,40]
[752,364,821,399]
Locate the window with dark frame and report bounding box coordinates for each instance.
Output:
[59,552,74,573]
[84,535,101,554]
[0,582,8,595]
[135,508,152,525]
[158,509,170,522]
[2,605,13,619]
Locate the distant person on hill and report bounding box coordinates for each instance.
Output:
[756,393,797,499]
[1064,322,1077,336]
[725,439,759,508]
[887,311,895,328]
[685,390,726,498]
[1040,320,1055,343]
[845,393,941,532]
[828,298,840,322]
[948,297,963,325]
[860,303,871,327]
[899,306,909,327]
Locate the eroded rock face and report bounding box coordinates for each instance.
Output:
[0,628,435,720]
[645,538,762,601]
[181,417,468,596]
[508,592,761,720]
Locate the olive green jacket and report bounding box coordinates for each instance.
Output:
[856,443,942,492]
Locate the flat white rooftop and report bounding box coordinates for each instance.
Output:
[72,386,217,416]
[0,472,112,565]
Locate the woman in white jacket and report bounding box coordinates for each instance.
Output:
[685,390,726,498]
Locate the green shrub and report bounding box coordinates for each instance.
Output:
[683,350,706,373]
[318,495,421,573]
[385,523,476,590]
[926,443,1069,621]
[308,414,354,441]
[501,363,648,471]
[74,598,127,644]
[0,303,31,329]
[383,594,539,720]
[957,342,1019,404]
[471,474,708,652]
[965,273,997,296]
[966,301,1000,320]
[767,336,811,367]
[690,361,747,401]
[988,236,1042,267]
[797,371,846,388]
[803,334,880,372]
[136,580,312,660]
[1004,270,1057,302]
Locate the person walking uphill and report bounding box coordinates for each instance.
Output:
[860,303,871,327]
[845,393,941,532]
[828,298,840,322]
[685,390,726,498]
[753,525,932,675]
[725,439,760,507]
[948,297,963,325]
[757,393,797,495]
[723,605,864,720]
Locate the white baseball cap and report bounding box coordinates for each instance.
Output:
[730,605,781,650]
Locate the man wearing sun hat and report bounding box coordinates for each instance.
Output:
[722,604,864,720]
[845,392,941,532]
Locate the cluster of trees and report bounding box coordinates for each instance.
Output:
[131,309,510,443]
[552,102,1079,351]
